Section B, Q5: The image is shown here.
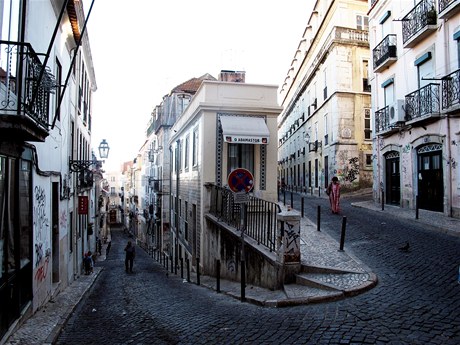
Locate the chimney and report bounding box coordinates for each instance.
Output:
[218,70,246,83]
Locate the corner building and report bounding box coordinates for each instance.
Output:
[369,0,460,217]
[169,74,281,275]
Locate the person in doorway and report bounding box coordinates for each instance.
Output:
[327,176,341,214]
[124,241,135,273]
[83,251,94,275]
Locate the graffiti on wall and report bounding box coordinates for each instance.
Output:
[337,151,360,183]
[284,221,299,254]
[33,185,51,282]
[59,210,67,232]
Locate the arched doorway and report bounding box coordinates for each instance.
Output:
[417,144,443,212]
[385,151,400,205]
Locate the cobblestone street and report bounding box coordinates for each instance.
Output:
[51,194,460,345]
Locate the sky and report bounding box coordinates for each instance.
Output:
[86,0,313,171]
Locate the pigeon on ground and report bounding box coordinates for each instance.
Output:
[399,242,410,252]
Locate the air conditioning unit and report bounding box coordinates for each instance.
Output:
[388,100,405,125]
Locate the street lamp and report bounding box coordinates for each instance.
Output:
[98,139,110,159]
[69,139,110,173]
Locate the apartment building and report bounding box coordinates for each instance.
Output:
[370,0,460,218]
[169,71,281,274]
[278,0,372,193]
[0,0,98,339]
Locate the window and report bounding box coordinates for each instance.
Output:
[184,201,188,241]
[227,144,254,176]
[356,15,369,31]
[55,59,62,121]
[366,154,372,166]
[0,1,20,41]
[416,53,433,89]
[192,128,198,167]
[323,68,327,99]
[184,135,189,170]
[364,108,372,140]
[363,60,370,92]
[384,81,394,106]
[324,114,329,145]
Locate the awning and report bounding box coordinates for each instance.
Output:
[220,115,270,144]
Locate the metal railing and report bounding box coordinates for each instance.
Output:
[0,40,55,128]
[209,184,280,252]
[441,68,460,110]
[373,34,397,70]
[375,105,391,133]
[439,0,458,14]
[402,0,437,45]
[405,83,440,121]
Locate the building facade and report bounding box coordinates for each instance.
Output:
[370,0,460,218]
[278,0,372,193]
[0,0,98,339]
[169,72,281,274]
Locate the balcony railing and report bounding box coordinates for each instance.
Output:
[442,68,460,111]
[0,40,55,130]
[405,83,440,122]
[375,106,392,133]
[438,0,460,19]
[402,0,437,48]
[373,34,397,72]
[208,184,280,252]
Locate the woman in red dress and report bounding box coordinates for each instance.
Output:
[327,176,341,214]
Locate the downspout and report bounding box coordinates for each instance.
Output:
[51,0,95,129]
[444,22,453,217]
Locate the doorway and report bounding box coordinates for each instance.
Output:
[385,151,400,205]
[417,144,443,212]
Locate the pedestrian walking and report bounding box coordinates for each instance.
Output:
[326,176,341,214]
[83,251,94,275]
[124,241,135,273]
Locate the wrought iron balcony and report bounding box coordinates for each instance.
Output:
[373,34,397,73]
[442,68,460,112]
[374,105,403,135]
[438,0,460,19]
[405,83,440,124]
[402,0,437,48]
[0,40,56,142]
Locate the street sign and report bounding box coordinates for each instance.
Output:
[234,191,250,204]
[228,168,254,193]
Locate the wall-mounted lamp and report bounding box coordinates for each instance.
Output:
[69,139,110,173]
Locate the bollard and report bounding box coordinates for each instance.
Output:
[381,190,385,211]
[317,205,321,232]
[283,190,286,206]
[180,258,184,279]
[166,254,168,270]
[170,256,174,274]
[186,258,190,282]
[301,197,304,218]
[241,260,246,302]
[311,186,313,196]
[290,192,293,210]
[339,216,347,251]
[415,195,419,219]
[196,258,200,285]
[318,186,321,197]
[216,260,221,293]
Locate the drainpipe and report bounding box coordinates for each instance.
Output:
[444,21,453,217]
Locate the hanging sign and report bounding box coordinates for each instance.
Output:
[78,196,89,214]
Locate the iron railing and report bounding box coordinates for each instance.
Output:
[209,184,280,252]
[405,83,440,121]
[375,106,390,133]
[439,0,458,14]
[441,68,460,110]
[0,40,55,128]
[373,34,397,70]
[402,0,437,45]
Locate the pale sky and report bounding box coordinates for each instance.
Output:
[86,1,313,170]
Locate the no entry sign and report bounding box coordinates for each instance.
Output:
[227,168,254,193]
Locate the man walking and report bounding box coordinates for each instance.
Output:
[124,241,135,273]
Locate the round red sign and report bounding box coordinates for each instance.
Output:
[227,168,254,193]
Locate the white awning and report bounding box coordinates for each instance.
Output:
[220,116,270,144]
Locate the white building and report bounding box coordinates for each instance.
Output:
[169,71,281,274]
[0,0,98,339]
[369,0,460,217]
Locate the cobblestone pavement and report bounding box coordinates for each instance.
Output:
[4,191,460,344]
